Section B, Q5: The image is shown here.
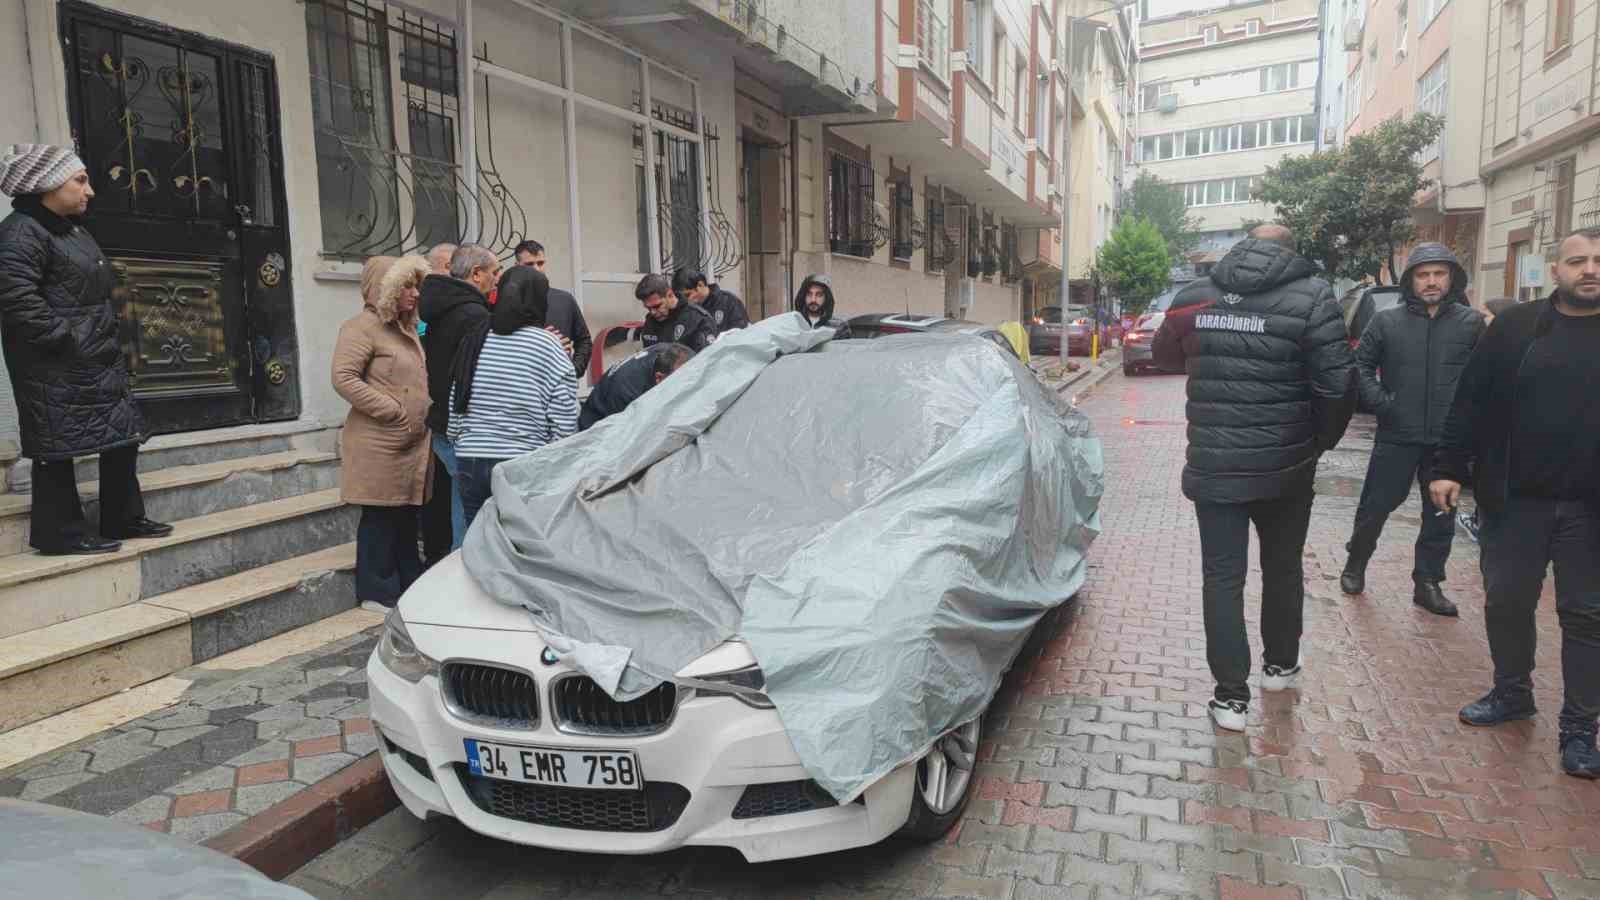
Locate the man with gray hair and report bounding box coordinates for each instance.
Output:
[426,243,456,276]
[419,244,499,550]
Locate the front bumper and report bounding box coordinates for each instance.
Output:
[366,625,915,862]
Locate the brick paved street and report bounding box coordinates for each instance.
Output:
[289,368,1592,899]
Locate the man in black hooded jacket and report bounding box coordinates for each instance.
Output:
[1339,243,1483,616]
[793,273,852,338]
[1153,224,1356,732]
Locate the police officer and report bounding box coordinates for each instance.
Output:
[634,273,716,352]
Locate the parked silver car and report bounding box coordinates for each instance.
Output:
[1122,289,1182,376]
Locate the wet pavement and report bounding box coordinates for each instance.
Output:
[283,369,1596,898]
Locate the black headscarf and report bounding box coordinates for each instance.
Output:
[450,264,551,416]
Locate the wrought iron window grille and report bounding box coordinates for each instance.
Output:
[637,98,744,277]
[827,151,876,258]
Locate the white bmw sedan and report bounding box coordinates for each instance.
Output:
[366,555,981,863]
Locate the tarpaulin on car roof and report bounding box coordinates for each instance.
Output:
[462,314,1104,802]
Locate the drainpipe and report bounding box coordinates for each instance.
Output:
[1313,0,1327,151]
[788,116,800,313]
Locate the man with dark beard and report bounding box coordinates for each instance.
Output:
[792,273,852,337]
[1431,227,1600,779]
[1339,244,1484,616]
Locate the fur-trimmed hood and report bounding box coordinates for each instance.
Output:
[375,255,429,327]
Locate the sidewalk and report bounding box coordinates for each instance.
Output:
[0,609,391,873]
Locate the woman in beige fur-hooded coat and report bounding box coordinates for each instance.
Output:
[332,255,434,606]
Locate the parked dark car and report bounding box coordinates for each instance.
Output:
[1347,286,1403,349]
[1122,288,1182,376]
[847,314,1021,359]
[1028,306,1098,356]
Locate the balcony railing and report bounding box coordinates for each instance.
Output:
[916,0,950,83]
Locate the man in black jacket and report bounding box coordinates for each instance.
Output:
[1430,227,1600,780]
[792,273,853,337]
[515,240,594,380]
[419,244,499,552]
[1153,225,1357,732]
[1339,244,1484,616]
[673,268,751,334]
[634,273,716,352]
[578,343,695,430]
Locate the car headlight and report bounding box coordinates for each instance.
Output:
[377,608,440,684]
[695,665,775,709]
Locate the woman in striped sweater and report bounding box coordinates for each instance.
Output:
[448,266,578,536]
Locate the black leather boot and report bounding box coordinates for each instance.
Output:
[1413,582,1459,617]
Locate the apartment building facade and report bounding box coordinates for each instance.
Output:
[1340,0,1488,295]
[1134,0,1321,266]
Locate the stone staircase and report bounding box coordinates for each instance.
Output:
[0,424,359,734]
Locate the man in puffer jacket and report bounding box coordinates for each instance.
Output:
[1153,224,1356,732]
[1339,244,1484,616]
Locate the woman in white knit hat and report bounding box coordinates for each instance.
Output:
[0,143,171,555]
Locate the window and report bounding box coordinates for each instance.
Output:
[1555,157,1576,239]
[1157,134,1175,159]
[1013,51,1026,129]
[1396,1,1408,62]
[305,0,462,258]
[1548,0,1574,56]
[827,151,875,257]
[1034,74,1048,142]
[1347,65,1362,125]
[1181,175,1263,208]
[891,179,914,261]
[1415,55,1447,161]
[1141,81,1174,110]
[1202,24,1219,44]
[1420,0,1449,30]
[1246,19,1261,36]
[925,188,948,272]
[1259,63,1299,93]
[917,0,950,82]
[964,0,987,81]
[1272,117,1290,144]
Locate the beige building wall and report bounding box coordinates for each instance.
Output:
[1479,0,1600,303]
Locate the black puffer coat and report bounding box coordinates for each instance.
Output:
[1152,238,1357,504]
[1355,244,1484,446]
[0,197,144,461]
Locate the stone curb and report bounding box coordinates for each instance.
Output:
[1037,349,1124,397]
[203,751,398,881]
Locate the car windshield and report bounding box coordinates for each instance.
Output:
[1147,291,1178,314]
[1038,306,1063,324]
[1065,307,1092,323]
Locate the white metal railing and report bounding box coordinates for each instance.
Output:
[916,0,950,83]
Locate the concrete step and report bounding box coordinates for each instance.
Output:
[0,544,357,734]
[4,420,339,491]
[0,450,340,557]
[0,488,356,641]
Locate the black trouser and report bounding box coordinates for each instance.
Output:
[1195,492,1315,704]
[356,505,423,606]
[30,446,145,552]
[1480,496,1600,739]
[456,456,507,539]
[421,454,453,567]
[1346,441,1454,584]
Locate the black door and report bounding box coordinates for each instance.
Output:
[59,1,300,435]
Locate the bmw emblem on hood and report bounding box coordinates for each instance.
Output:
[540,647,560,666]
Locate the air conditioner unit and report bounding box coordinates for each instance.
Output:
[1157,93,1179,113]
[1323,127,1337,144]
[1342,19,1363,51]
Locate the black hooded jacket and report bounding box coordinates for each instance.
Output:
[419,274,490,433]
[792,274,853,338]
[1152,238,1357,504]
[1354,243,1484,446]
[638,299,716,352]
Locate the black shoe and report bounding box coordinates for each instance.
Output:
[1561,733,1600,779]
[1459,688,1537,727]
[1340,567,1365,595]
[37,536,121,556]
[1413,583,1459,617]
[104,517,174,540]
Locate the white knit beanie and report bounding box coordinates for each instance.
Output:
[0,143,87,197]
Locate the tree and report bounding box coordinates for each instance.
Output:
[1119,171,1202,263]
[1096,216,1171,314]
[1255,112,1446,284]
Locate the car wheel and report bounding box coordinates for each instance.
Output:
[897,715,982,842]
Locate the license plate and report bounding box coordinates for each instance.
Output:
[464,738,642,791]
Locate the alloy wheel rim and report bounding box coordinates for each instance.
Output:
[917,717,980,815]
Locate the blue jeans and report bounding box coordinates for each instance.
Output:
[356,505,423,605]
[456,456,508,539]
[430,434,467,550]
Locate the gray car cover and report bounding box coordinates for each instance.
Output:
[463,314,1104,802]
